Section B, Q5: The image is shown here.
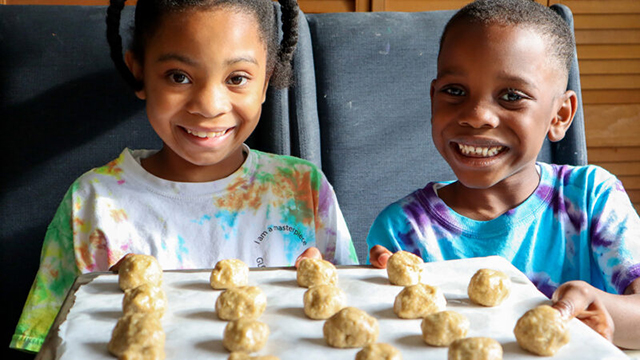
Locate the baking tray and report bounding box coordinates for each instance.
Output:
[36,256,629,359]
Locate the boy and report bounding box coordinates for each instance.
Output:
[367,0,640,349]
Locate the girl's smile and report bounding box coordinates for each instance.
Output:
[125,8,269,182]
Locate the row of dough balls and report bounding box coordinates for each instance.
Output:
[209,259,276,359]
[297,257,512,360]
[297,259,393,360]
[387,251,571,357]
[108,254,167,360]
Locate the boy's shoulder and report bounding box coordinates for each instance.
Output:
[539,162,619,188]
[376,182,444,219]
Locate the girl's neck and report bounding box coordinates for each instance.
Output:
[438,165,541,221]
[141,146,247,183]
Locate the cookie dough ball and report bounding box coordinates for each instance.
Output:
[296,258,338,288]
[228,353,279,360]
[223,319,270,353]
[303,284,346,320]
[421,311,470,347]
[448,337,503,360]
[355,343,402,360]
[216,286,267,321]
[211,259,249,290]
[118,254,163,291]
[514,305,570,356]
[393,283,446,319]
[323,307,379,348]
[386,251,425,286]
[108,312,165,360]
[123,283,168,316]
[467,269,511,307]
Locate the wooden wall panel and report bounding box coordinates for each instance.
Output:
[298,0,354,13]
[371,0,544,12]
[554,0,640,213]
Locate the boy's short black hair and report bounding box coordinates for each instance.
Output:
[439,0,575,79]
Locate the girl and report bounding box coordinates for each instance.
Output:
[12,0,358,353]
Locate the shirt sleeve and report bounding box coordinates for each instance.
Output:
[589,171,640,294]
[10,187,80,353]
[314,173,359,265]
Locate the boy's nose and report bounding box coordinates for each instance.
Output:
[187,83,232,118]
[458,101,499,129]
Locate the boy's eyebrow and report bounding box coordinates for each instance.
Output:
[496,73,538,90]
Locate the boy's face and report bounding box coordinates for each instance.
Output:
[431,22,573,190]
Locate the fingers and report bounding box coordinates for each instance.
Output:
[551,281,592,320]
[295,247,323,268]
[109,253,134,272]
[551,281,614,341]
[369,245,392,269]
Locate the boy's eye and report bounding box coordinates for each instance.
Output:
[228,75,248,86]
[443,87,465,97]
[500,90,524,102]
[169,72,191,84]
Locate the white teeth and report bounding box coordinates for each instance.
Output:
[457,143,504,157]
[186,128,227,138]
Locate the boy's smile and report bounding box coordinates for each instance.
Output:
[431,22,575,219]
[126,8,269,182]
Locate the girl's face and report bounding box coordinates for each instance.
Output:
[128,7,269,182]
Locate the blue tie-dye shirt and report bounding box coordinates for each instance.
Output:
[366,163,640,298]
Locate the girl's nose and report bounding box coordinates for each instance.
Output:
[187,83,232,118]
[458,99,499,129]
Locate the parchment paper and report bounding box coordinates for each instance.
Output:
[47,256,628,359]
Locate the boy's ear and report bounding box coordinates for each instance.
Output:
[430,79,436,102]
[124,51,146,100]
[548,90,578,142]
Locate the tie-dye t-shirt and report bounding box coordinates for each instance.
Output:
[12,146,358,352]
[367,163,640,298]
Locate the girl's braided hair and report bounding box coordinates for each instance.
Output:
[106,0,299,91]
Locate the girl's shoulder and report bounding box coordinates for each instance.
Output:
[251,149,323,176]
[70,148,141,190]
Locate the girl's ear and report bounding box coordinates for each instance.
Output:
[124,51,146,100]
[548,90,578,142]
[261,78,270,104]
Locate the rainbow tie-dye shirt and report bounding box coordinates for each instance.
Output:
[367,163,640,298]
[12,146,358,352]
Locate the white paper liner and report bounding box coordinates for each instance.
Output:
[51,256,628,359]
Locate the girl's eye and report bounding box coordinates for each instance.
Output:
[442,87,465,97]
[228,75,248,86]
[169,72,190,84]
[500,90,524,102]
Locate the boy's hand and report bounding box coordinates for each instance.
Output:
[369,245,393,269]
[552,280,614,341]
[295,247,322,268]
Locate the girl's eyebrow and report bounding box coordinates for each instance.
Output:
[157,53,198,66]
[155,54,258,67]
[225,56,259,66]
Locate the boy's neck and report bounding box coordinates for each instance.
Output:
[438,165,541,221]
